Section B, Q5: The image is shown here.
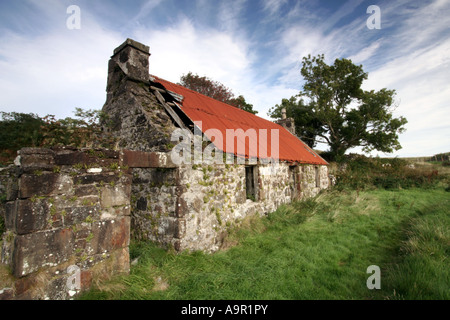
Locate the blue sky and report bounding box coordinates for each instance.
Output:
[0,0,449,157]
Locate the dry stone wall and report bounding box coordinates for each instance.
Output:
[1,147,131,300]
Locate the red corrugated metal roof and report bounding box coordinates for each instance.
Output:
[153,75,328,165]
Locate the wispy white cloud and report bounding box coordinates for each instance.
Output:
[348,40,382,64]
[261,0,288,16]
[217,0,247,33]
[133,0,164,21]
[321,0,365,32]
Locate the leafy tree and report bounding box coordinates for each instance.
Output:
[179,72,234,103]
[179,72,258,114]
[228,95,258,114]
[269,54,407,161]
[268,96,322,148]
[0,112,44,152]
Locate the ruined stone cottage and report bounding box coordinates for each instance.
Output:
[102,38,329,252]
[0,39,329,299]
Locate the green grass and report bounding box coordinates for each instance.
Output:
[80,187,449,300]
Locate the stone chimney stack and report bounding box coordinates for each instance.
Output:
[274,108,296,136]
[106,38,151,101]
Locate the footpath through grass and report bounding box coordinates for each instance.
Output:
[81,187,449,300]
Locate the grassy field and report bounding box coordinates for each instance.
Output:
[81,185,449,300]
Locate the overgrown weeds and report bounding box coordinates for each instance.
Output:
[332,154,447,191]
[80,187,449,300]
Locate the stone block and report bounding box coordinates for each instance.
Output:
[4,201,16,230]
[53,174,74,195]
[54,150,89,166]
[15,199,49,235]
[55,150,120,170]
[100,186,130,208]
[6,173,19,201]
[121,174,132,191]
[175,219,186,239]
[90,247,130,279]
[235,190,247,204]
[90,217,130,254]
[12,228,75,277]
[163,217,180,237]
[20,153,55,173]
[176,197,187,218]
[100,205,130,220]
[121,150,177,168]
[18,173,59,198]
[73,173,117,185]
[63,206,101,226]
[101,149,120,159]
[109,247,130,274]
[19,148,54,156]
[74,184,98,197]
[80,269,93,291]
[173,239,181,251]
